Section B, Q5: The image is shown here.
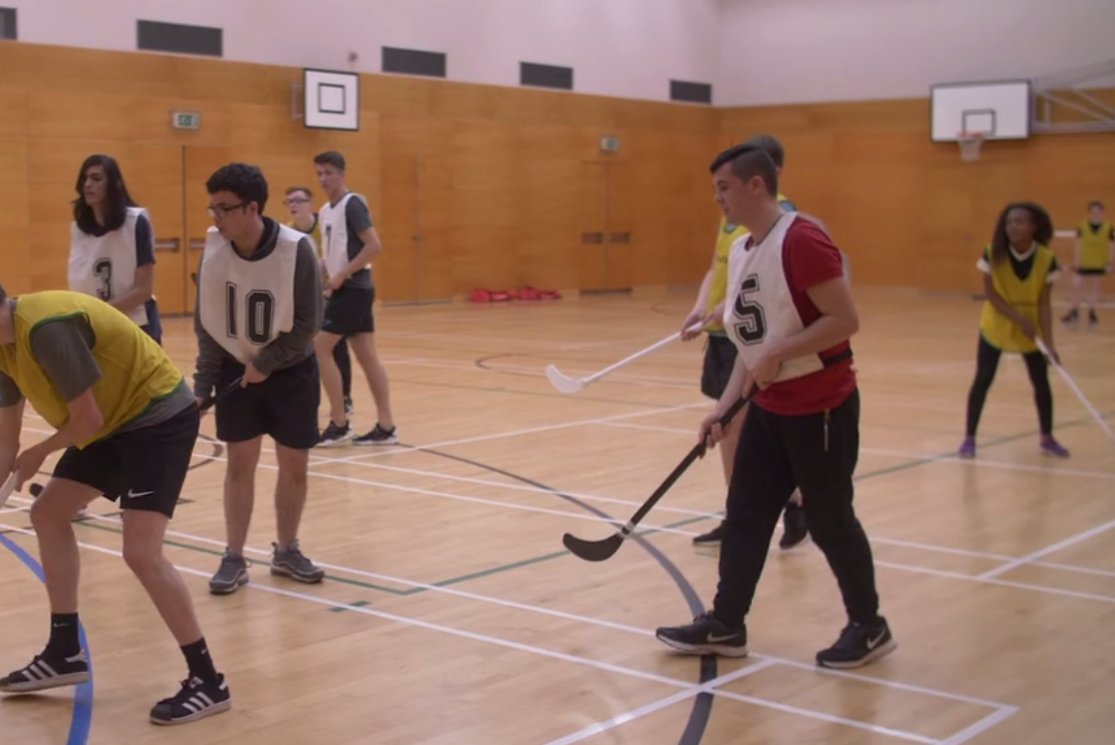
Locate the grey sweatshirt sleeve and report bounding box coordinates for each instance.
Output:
[192,255,224,399]
[252,238,323,375]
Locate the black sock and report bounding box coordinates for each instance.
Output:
[181,638,219,684]
[46,613,81,658]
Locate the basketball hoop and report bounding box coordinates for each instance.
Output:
[957,131,987,162]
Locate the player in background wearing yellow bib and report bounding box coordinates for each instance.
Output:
[681,134,808,551]
[285,185,354,417]
[1061,200,1113,328]
[959,202,1069,459]
[0,286,229,724]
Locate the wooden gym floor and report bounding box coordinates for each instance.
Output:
[1,287,1113,744]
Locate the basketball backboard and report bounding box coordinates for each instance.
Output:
[930,80,1031,142]
[303,68,360,131]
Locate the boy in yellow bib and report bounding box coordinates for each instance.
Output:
[0,287,230,724]
[1061,200,1113,328]
[959,203,1068,459]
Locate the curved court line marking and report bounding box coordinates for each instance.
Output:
[5,501,1025,711]
[0,533,94,745]
[412,444,717,745]
[20,428,1115,603]
[0,520,987,745]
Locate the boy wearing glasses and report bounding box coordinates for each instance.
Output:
[194,164,326,595]
[284,185,354,418]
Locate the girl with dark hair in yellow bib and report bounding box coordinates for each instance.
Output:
[959,202,1069,459]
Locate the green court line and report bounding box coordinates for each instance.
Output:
[328,600,371,613]
[65,412,1107,601]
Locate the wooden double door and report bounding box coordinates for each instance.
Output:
[29,141,232,314]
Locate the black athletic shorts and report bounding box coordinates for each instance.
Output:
[53,403,200,518]
[701,334,739,399]
[1077,267,1107,276]
[322,286,375,336]
[215,354,320,449]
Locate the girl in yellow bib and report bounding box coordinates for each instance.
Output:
[1061,200,1113,328]
[960,202,1069,459]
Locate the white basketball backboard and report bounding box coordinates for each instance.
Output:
[304,68,360,131]
[930,80,1031,142]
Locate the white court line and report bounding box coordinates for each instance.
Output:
[711,688,940,744]
[385,355,696,390]
[978,517,1115,580]
[543,659,780,745]
[21,421,1115,600]
[600,422,1115,482]
[304,400,708,466]
[939,706,1021,745]
[308,457,718,518]
[0,521,992,744]
[0,497,1022,715]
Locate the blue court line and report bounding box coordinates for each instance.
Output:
[0,533,94,745]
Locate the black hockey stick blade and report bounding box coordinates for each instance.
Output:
[563,393,750,562]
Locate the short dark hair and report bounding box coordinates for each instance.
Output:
[285,185,314,199]
[990,202,1054,265]
[313,151,346,171]
[206,163,269,214]
[709,144,779,197]
[743,134,785,169]
[0,283,6,303]
[73,154,138,234]
[1088,200,1104,210]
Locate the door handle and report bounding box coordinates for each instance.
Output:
[153,238,181,252]
[189,239,207,251]
[581,232,604,245]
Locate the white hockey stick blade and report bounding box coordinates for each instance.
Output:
[545,364,585,394]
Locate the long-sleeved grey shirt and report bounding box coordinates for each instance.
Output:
[193,217,323,399]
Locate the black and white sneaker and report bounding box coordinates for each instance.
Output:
[0,650,90,693]
[816,617,896,669]
[353,423,398,446]
[149,674,231,725]
[344,395,355,418]
[779,503,809,550]
[655,611,748,657]
[318,421,353,447]
[691,522,725,550]
[270,541,325,584]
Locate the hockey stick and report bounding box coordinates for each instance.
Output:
[562,392,751,561]
[0,473,16,510]
[545,324,703,395]
[198,376,244,413]
[1035,338,1115,441]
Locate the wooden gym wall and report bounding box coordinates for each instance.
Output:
[2,41,1112,308]
[719,97,1115,294]
[0,42,719,310]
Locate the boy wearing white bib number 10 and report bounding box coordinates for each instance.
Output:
[193,163,326,595]
[656,144,894,669]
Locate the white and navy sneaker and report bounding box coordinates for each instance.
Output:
[655,611,748,657]
[0,650,90,693]
[318,421,353,447]
[150,674,231,725]
[353,423,398,446]
[816,617,896,669]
